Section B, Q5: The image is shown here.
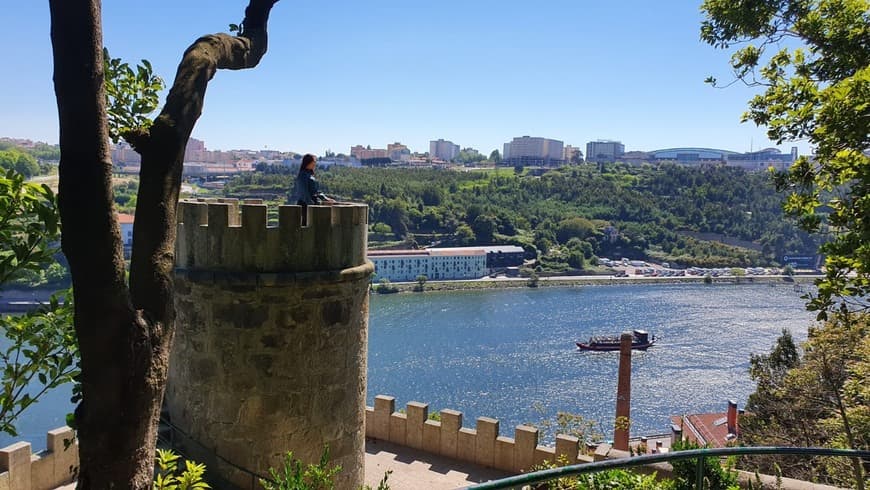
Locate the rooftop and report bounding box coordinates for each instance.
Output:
[430,249,485,256]
[670,411,737,448]
[368,250,429,257]
[117,213,135,224]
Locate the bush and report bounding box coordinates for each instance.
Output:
[528,456,663,489]
[153,448,210,490]
[371,222,392,234]
[667,439,739,490]
[375,278,399,294]
[261,447,341,490]
[261,446,391,490]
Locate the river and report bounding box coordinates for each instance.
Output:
[1,282,815,450]
[367,282,815,441]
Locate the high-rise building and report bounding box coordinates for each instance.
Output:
[503,136,564,166]
[586,140,625,163]
[429,139,460,161]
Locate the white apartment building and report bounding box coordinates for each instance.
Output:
[429,139,460,161]
[369,249,486,282]
[503,136,564,166]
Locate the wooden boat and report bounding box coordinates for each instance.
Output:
[576,329,656,351]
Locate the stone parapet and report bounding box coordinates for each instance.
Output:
[364,397,578,474]
[175,200,368,273]
[363,397,855,490]
[0,427,78,490]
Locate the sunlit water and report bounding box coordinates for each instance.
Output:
[2,282,815,450]
[367,283,816,441]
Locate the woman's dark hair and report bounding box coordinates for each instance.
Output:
[299,153,316,176]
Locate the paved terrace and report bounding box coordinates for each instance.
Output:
[52,439,508,490]
[48,438,850,490]
[364,438,509,489]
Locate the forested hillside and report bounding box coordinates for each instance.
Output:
[0,140,59,178]
[224,163,819,269]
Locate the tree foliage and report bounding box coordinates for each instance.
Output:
[227,164,816,269]
[740,314,869,488]
[701,0,870,316]
[489,149,501,163]
[0,149,40,179]
[103,47,165,145]
[0,170,60,285]
[0,168,76,437]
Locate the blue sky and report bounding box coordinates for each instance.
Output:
[2,1,809,156]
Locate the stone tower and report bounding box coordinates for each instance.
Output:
[167,199,371,489]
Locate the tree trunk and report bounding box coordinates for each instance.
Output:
[49,0,279,487]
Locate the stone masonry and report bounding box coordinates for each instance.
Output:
[167,199,372,489]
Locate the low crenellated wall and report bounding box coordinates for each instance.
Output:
[176,198,368,273]
[364,395,594,474]
[0,420,849,490]
[364,396,849,490]
[0,427,78,490]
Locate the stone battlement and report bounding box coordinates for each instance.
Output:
[0,427,78,490]
[175,199,368,274]
[365,395,591,475]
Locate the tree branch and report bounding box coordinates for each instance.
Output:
[129,0,279,321]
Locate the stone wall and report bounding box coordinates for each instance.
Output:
[175,199,367,273]
[365,395,592,474]
[0,427,77,490]
[168,200,372,489]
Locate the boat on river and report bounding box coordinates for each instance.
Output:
[576,329,656,351]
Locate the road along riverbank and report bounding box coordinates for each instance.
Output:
[375,274,820,294]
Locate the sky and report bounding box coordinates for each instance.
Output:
[1,1,811,156]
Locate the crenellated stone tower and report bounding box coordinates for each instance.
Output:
[166,199,372,489]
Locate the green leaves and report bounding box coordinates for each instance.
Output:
[0,166,76,437]
[0,288,77,437]
[103,47,165,144]
[154,449,211,490]
[261,446,343,490]
[0,149,40,179]
[702,0,870,314]
[0,169,60,287]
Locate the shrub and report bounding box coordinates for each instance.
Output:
[667,439,739,490]
[261,446,391,490]
[528,455,663,489]
[153,448,210,490]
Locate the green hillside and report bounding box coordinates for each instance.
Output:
[224,163,819,270]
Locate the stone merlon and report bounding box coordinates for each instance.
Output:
[175,199,369,274]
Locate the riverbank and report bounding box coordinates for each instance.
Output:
[374,274,820,294]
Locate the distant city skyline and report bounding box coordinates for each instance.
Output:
[2,1,812,157]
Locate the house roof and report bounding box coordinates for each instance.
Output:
[670,412,737,448]
[368,250,429,257]
[430,249,485,256]
[117,213,135,225]
[429,246,525,254]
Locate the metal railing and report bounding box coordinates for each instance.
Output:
[465,446,870,489]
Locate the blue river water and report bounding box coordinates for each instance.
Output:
[1,282,815,450]
[367,283,816,441]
